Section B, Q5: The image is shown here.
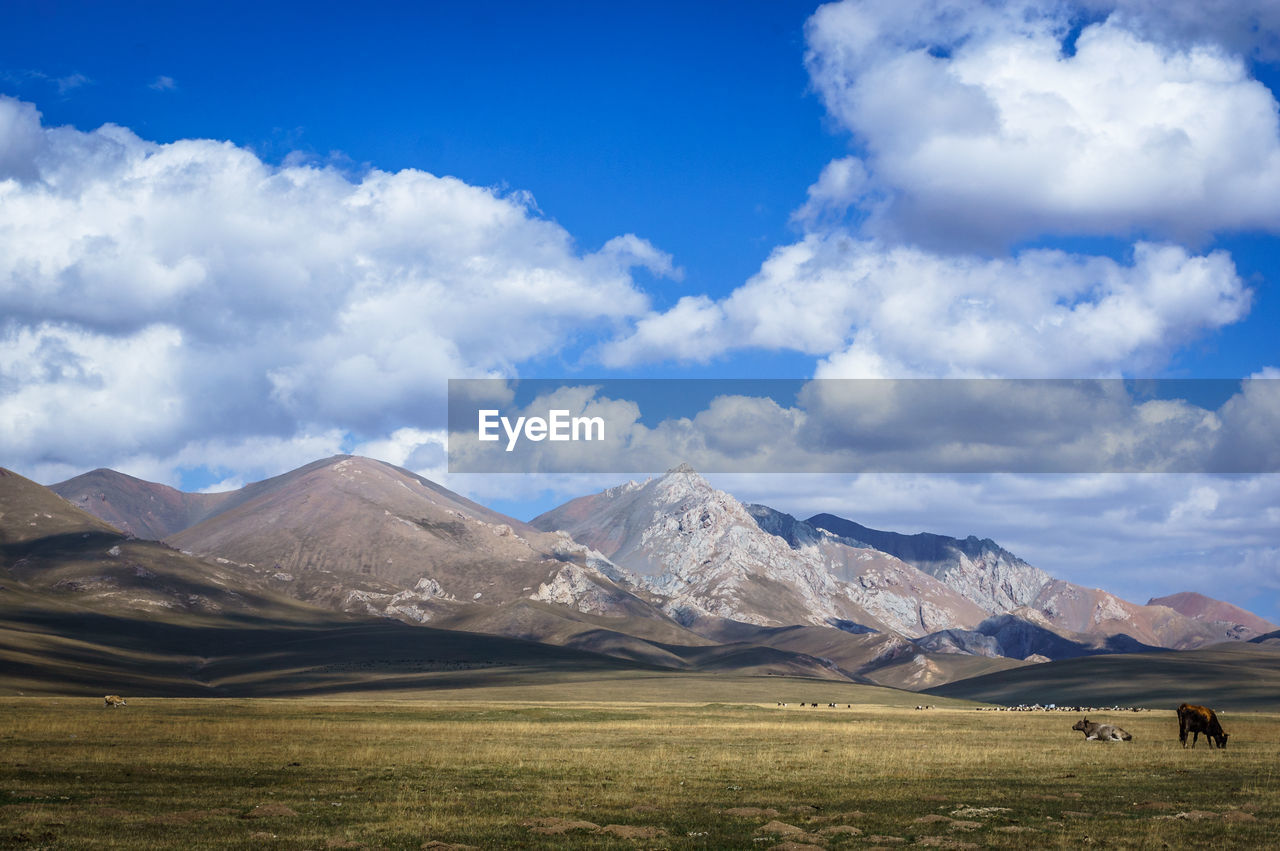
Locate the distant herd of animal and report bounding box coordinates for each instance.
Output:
[102,694,1231,749]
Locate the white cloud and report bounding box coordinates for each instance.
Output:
[1212,370,1280,473]
[352,427,450,483]
[0,323,186,461]
[1090,0,1280,60]
[602,235,1250,377]
[792,156,870,225]
[805,0,1280,245]
[447,378,1277,477]
[0,96,674,481]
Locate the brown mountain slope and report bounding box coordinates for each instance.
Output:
[0,467,894,691]
[1030,581,1253,649]
[28,461,886,682]
[1,467,121,543]
[1,466,347,621]
[167,456,659,617]
[50,457,375,540]
[1148,591,1278,637]
[696,619,1026,688]
[49,468,226,540]
[0,467,689,696]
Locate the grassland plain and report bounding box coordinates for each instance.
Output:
[0,692,1276,850]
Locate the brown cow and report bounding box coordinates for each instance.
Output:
[103,694,127,708]
[1177,703,1228,749]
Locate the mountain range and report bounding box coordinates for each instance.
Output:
[2,455,1272,698]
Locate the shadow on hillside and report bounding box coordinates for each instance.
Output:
[0,605,653,697]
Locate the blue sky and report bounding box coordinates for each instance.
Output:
[2,1,1279,618]
[3,1,840,319]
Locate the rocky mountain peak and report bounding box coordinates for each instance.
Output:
[652,463,717,500]
[533,473,989,636]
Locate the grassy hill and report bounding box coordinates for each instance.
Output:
[926,641,1280,710]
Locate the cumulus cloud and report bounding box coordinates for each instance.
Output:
[792,156,870,225]
[1089,0,1280,60]
[447,378,1276,475]
[805,0,1280,245]
[602,235,1250,376]
[600,2,1267,379]
[0,95,674,481]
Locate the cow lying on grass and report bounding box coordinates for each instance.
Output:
[1072,718,1132,741]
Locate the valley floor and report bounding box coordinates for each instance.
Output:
[1,694,1275,849]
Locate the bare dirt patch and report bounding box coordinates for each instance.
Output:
[755,820,826,845]
[820,810,867,822]
[914,838,979,849]
[521,817,600,835]
[155,807,237,824]
[1158,810,1219,821]
[595,824,668,839]
[241,803,298,819]
[950,806,1011,818]
[756,820,806,836]
[724,806,781,818]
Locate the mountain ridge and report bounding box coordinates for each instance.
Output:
[26,458,1277,687]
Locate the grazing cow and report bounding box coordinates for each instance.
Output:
[1072,718,1132,742]
[103,694,127,708]
[1177,703,1228,749]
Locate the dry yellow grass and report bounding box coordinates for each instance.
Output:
[0,696,1276,848]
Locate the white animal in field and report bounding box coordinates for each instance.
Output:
[1072,718,1131,741]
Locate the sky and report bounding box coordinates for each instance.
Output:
[2,1,1279,619]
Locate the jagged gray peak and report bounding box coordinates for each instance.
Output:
[533,467,988,636]
[807,513,1052,615]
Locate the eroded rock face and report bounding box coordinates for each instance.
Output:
[805,513,1053,615]
[534,465,986,637]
